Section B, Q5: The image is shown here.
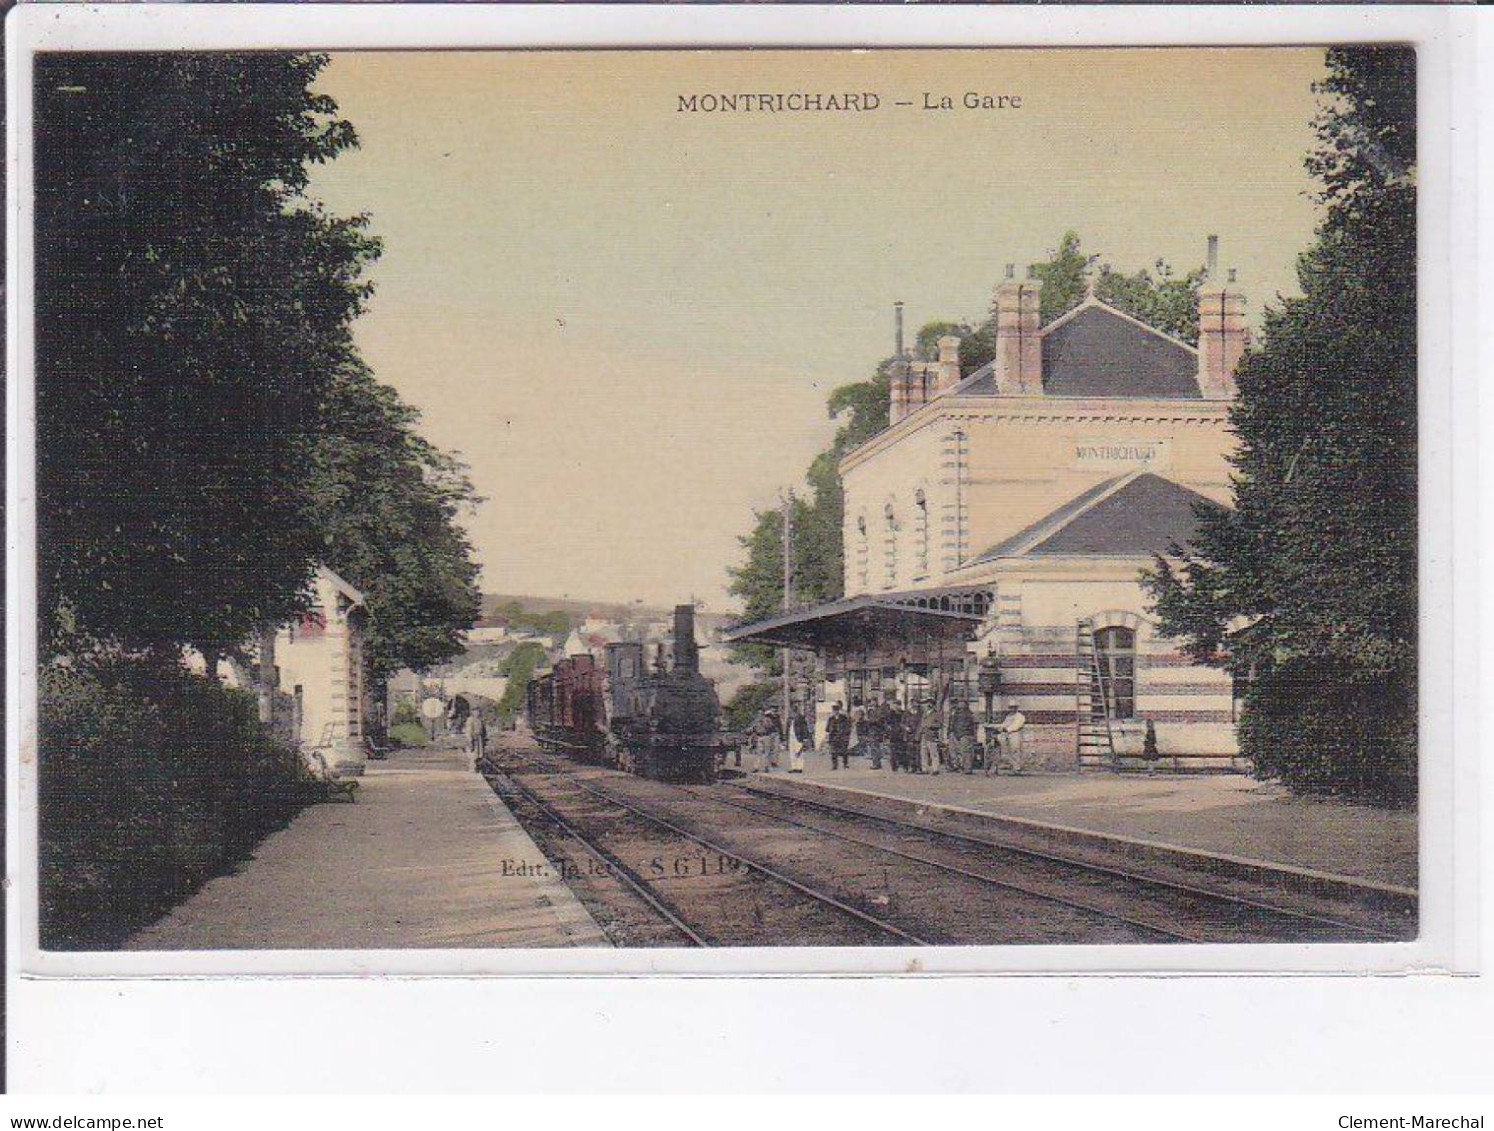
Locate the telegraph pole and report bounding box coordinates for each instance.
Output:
[781,491,793,725]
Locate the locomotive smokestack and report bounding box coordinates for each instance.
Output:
[672,604,700,675]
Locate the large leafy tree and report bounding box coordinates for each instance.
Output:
[1142,47,1417,805]
[36,53,377,660]
[306,362,483,683]
[36,53,483,679]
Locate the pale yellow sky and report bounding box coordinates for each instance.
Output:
[308,48,1327,610]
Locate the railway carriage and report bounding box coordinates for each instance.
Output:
[525,653,607,759]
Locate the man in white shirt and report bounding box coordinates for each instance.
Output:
[991,700,1026,775]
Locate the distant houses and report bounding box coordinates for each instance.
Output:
[466,620,511,645]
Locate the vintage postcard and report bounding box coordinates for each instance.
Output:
[9,9,1465,985]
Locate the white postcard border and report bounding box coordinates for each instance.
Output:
[5,4,1473,985]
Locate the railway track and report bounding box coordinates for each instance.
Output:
[487,747,1253,946]
[480,755,928,947]
[492,744,1410,946]
[695,780,1403,944]
[482,762,707,946]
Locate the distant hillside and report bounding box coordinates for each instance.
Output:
[480,593,669,624]
[479,593,738,632]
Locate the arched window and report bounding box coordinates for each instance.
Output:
[1093,626,1137,720]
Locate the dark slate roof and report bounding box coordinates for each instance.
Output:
[970,476,1129,564]
[1041,304,1201,398]
[972,473,1219,563]
[948,301,1202,400]
[952,361,998,396]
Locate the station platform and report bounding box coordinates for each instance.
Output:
[126,743,610,949]
[729,746,1417,892]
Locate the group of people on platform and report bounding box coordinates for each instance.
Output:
[748,703,815,774]
[745,695,1027,776]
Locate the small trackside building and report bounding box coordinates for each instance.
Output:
[272,566,370,778]
[727,257,1250,772]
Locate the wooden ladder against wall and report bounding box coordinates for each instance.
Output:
[1075,619,1116,768]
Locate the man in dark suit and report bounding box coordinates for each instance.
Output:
[825,701,851,771]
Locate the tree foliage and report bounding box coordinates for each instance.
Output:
[40,657,313,947]
[1028,230,1203,343]
[306,362,483,682]
[726,364,888,669]
[36,53,378,659]
[496,642,548,722]
[1029,231,1096,325]
[1142,47,1417,806]
[1095,261,1205,345]
[490,602,572,637]
[724,679,779,732]
[35,52,490,945]
[36,53,483,682]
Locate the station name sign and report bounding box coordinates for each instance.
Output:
[1070,439,1171,472]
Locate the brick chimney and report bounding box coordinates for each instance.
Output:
[933,335,962,395]
[1197,266,1247,400]
[906,360,934,412]
[992,264,1043,395]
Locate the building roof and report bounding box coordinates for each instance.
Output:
[317,565,365,606]
[951,297,1201,399]
[970,476,1132,561]
[969,472,1219,564]
[1042,302,1201,398]
[722,585,990,652]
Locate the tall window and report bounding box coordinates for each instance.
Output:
[941,429,969,568]
[914,488,929,577]
[883,502,898,589]
[855,513,869,590]
[1093,626,1137,720]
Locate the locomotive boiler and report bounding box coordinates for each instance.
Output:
[525,604,727,782]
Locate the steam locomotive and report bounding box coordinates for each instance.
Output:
[524,604,728,782]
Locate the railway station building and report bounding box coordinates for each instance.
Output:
[726,261,1249,772]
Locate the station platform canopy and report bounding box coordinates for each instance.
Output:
[721,586,990,656]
